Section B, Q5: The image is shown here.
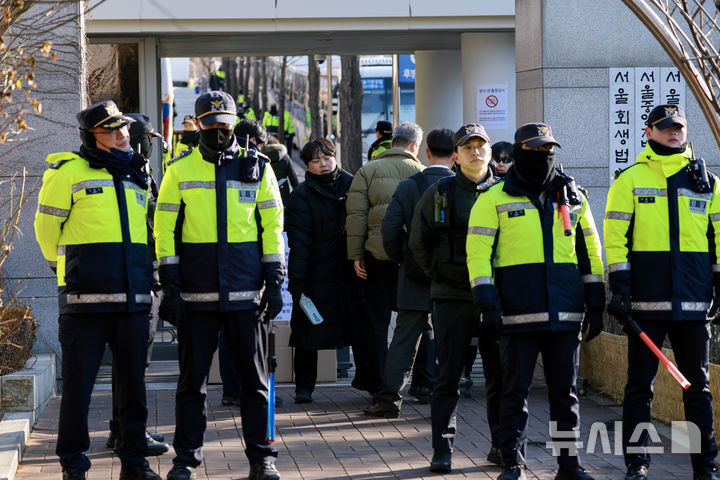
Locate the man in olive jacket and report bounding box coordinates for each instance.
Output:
[346,122,425,397]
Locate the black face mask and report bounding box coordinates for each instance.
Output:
[648,139,686,156]
[512,145,556,190]
[180,130,200,147]
[132,135,152,159]
[199,127,234,152]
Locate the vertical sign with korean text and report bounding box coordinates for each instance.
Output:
[609,67,685,180]
[610,68,634,178]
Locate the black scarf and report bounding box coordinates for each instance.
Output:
[180,130,200,147]
[512,145,557,192]
[306,167,342,196]
[79,145,148,189]
[648,139,686,156]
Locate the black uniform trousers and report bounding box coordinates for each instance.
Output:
[173,309,275,467]
[623,319,717,471]
[57,312,148,471]
[352,255,398,395]
[499,330,581,468]
[431,299,502,452]
[411,323,436,389]
[377,309,433,410]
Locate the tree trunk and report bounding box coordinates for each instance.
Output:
[278,56,287,143]
[252,57,261,114]
[261,57,268,113]
[308,55,322,140]
[237,57,244,99]
[340,55,363,174]
[243,57,251,103]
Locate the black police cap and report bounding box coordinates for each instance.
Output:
[453,123,490,147]
[376,120,393,135]
[514,122,561,148]
[76,100,134,130]
[126,114,163,139]
[646,104,686,130]
[195,91,236,126]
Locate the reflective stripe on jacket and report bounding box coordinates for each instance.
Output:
[467,169,604,333]
[604,143,720,321]
[154,145,284,311]
[34,152,153,314]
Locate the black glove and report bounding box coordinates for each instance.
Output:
[260,280,283,321]
[582,310,603,342]
[708,294,720,325]
[158,283,185,326]
[607,294,632,326]
[480,310,502,336]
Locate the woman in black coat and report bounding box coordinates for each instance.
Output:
[285,138,358,403]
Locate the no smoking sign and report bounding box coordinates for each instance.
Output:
[486,95,499,108]
[477,84,508,130]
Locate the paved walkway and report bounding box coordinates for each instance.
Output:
[15,382,694,480]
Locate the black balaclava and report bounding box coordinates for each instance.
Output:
[131,134,152,159]
[648,138,686,156]
[199,127,234,152]
[512,144,557,191]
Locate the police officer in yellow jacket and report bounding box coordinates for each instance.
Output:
[34,101,160,480]
[605,105,720,480]
[283,109,295,156]
[262,105,280,135]
[155,91,284,480]
[467,123,604,480]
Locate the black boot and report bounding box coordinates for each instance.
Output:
[166,463,197,480]
[554,465,595,480]
[694,464,720,480]
[498,465,527,480]
[248,458,280,480]
[145,432,169,456]
[62,468,87,480]
[429,450,451,473]
[624,465,648,480]
[119,461,161,480]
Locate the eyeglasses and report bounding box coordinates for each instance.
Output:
[493,155,513,164]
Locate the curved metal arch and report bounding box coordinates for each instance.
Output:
[621,0,720,147]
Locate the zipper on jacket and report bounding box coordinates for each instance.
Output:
[112,173,134,312]
[216,162,229,309]
[667,173,680,317]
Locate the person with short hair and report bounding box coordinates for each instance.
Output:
[492,141,514,178]
[368,120,393,161]
[285,138,358,403]
[467,122,604,480]
[362,127,456,419]
[261,135,299,208]
[410,123,503,473]
[346,122,425,398]
[605,105,720,480]
[34,100,161,480]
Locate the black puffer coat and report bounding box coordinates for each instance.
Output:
[285,168,363,349]
[261,143,299,207]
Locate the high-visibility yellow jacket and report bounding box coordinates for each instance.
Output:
[34,152,153,314]
[244,107,256,121]
[283,110,295,135]
[154,143,284,311]
[467,170,604,333]
[262,112,279,133]
[604,143,720,321]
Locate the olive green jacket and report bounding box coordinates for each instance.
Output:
[346,147,424,261]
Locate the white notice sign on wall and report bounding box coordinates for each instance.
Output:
[477,84,508,130]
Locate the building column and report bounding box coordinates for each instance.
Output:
[461,32,517,145]
[138,37,163,174]
[414,50,462,163]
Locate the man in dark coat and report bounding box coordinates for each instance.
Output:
[363,128,455,418]
[285,138,359,403]
[262,135,299,207]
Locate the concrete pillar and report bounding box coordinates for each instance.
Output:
[414,50,462,164]
[461,32,517,145]
[138,37,163,174]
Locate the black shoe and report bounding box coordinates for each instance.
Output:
[459,377,473,398]
[695,464,720,480]
[248,458,280,480]
[486,446,503,466]
[295,390,313,404]
[106,430,118,449]
[624,465,648,480]
[498,465,527,480]
[62,468,87,480]
[429,450,451,473]
[146,431,169,455]
[275,394,284,408]
[166,463,197,480]
[147,432,165,442]
[555,465,595,480]
[363,402,399,418]
[221,394,239,406]
[119,461,162,480]
[415,386,432,404]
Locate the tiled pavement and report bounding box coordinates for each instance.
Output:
[15,381,695,480]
